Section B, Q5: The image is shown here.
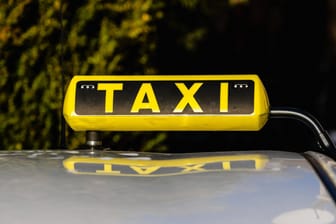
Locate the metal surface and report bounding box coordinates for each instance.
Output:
[0,150,335,224]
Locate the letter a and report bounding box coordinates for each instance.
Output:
[131,83,160,113]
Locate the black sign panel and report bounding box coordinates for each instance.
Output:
[75,80,254,115]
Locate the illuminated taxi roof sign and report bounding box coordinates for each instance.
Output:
[63,75,270,131]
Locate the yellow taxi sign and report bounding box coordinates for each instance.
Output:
[63,75,270,131]
[63,154,269,176]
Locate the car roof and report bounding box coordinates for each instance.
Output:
[2,74,336,223]
[0,149,335,224]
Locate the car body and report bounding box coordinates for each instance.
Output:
[1,74,336,224]
[1,149,336,224]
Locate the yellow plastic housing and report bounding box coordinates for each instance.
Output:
[63,74,270,131]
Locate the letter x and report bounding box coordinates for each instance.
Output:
[182,164,205,172]
[173,83,203,113]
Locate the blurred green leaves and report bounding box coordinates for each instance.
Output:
[0,0,165,150]
[0,0,228,151]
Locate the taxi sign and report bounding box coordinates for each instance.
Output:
[63,154,269,176]
[63,75,270,131]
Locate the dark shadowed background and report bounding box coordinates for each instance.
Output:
[1,0,335,151]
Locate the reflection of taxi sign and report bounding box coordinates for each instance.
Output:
[63,75,269,131]
[63,154,269,176]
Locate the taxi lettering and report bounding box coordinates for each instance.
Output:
[63,154,268,176]
[72,162,229,176]
[65,160,262,176]
[96,82,228,113]
[65,75,264,131]
[74,78,255,116]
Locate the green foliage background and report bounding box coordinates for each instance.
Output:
[1,0,330,151]
[0,0,221,151]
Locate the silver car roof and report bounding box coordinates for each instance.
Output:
[0,149,335,224]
